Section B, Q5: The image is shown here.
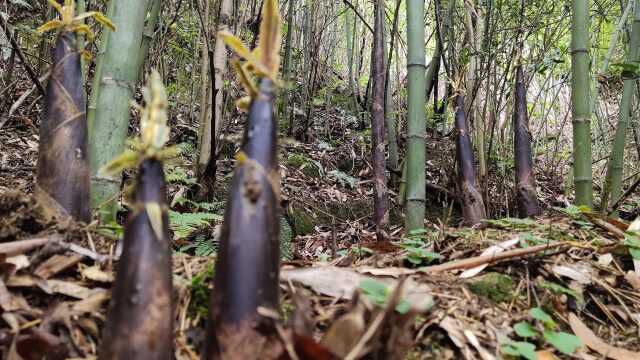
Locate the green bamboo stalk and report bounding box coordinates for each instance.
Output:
[570,0,594,207]
[86,0,116,137]
[89,0,150,221]
[137,0,163,77]
[601,0,640,213]
[405,0,427,232]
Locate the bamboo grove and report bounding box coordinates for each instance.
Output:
[3,0,640,357]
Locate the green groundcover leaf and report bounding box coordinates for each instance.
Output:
[543,331,582,355]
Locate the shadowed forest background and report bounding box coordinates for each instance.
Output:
[1,0,640,358]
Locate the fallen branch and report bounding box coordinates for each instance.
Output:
[419,242,567,273]
[0,235,61,256]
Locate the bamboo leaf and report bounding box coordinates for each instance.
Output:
[219,31,253,59]
[90,12,117,32]
[47,0,63,14]
[145,202,164,241]
[235,96,252,112]
[234,60,258,98]
[257,0,282,78]
[100,149,139,175]
[37,20,63,33]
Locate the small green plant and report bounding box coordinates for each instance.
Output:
[359,279,411,314]
[166,166,197,185]
[624,230,640,260]
[397,229,440,265]
[338,245,374,258]
[501,307,582,359]
[328,169,357,189]
[189,263,215,318]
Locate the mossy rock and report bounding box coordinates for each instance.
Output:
[286,153,322,178]
[467,272,514,303]
[288,206,315,235]
[279,217,293,261]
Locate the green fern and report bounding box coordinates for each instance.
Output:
[169,210,222,239]
[166,165,197,185]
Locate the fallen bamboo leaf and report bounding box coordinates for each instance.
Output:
[79,265,114,283]
[569,312,639,360]
[281,266,433,312]
[34,254,83,279]
[551,263,593,285]
[459,238,520,278]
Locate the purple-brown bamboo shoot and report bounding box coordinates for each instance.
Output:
[513,65,541,217]
[454,95,486,225]
[36,31,90,222]
[203,79,280,358]
[99,159,173,359]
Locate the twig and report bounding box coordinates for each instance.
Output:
[0,15,46,95]
[0,72,50,130]
[342,0,373,33]
[420,242,567,273]
[0,235,61,256]
[608,175,640,215]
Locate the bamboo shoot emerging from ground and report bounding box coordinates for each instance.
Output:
[36,30,90,222]
[203,1,282,357]
[513,65,541,217]
[99,71,173,358]
[35,0,114,222]
[204,79,280,358]
[454,94,486,225]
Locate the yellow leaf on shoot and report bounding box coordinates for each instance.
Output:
[219,31,253,59]
[233,60,258,98]
[69,23,95,41]
[91,12,117,32]
[100,149,139,175]
[257,0,282,78]
[145,202,164,241]
[235,151,249,164]
[47,0,63,14]
[235,96,252,112]
[37,20,63,34]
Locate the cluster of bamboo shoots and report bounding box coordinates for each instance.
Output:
[36,0,284,357]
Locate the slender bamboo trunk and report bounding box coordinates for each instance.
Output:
[371,0,388,241]
[601,0,640,213]
[99,159,172,358]
[283,0,296,135]
[513,65,541,217]
[203,80,280,358]
[37,31,90,222]
[454,94,486,225]
[570,0,594,207]
[405,0,427,232]
[89,0,150,221]
[198,0,233,198]
[386,0,401,183]
[138,0,163,77]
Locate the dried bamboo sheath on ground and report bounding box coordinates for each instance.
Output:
[36,30,90,222]
[204,79,281,358]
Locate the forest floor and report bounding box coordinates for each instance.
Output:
[1,100,640,359]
